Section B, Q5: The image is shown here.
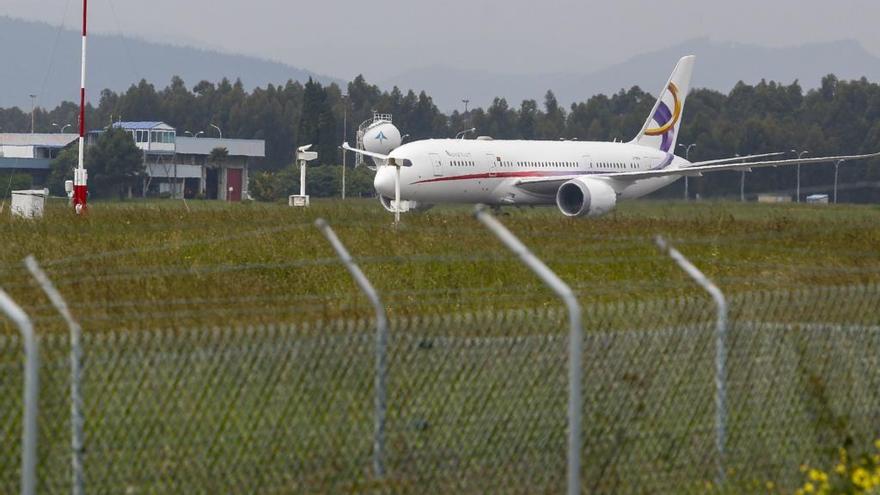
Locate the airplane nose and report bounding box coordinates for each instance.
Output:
[374,166,395,197]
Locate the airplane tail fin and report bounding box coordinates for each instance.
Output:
[632,55,695,153]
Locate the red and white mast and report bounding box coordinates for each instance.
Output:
[73,0,88,213]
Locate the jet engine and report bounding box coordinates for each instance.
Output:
[555,177,618,217]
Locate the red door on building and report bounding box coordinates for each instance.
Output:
[226,168,242,202]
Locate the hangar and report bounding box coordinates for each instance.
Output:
[0,133,78,186]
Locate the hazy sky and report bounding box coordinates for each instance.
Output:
[5,0,880,80]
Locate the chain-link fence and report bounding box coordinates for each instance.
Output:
[2,283,879,493]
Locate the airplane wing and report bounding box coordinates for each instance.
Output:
[512,151,879,194]
[688,151,787,167]
[600,151,880,180]
[342,142,388,161]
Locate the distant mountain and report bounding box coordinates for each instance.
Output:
[0,16,343,109]
[381,38,880,112]
[8,14,880,116]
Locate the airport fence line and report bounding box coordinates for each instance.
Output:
[2,284,880,493]
[1,208,880,494]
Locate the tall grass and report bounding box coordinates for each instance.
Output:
[0,198,878,332]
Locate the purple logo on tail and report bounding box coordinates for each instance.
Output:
[644,83,682,152]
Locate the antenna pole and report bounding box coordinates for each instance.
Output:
[73,0,89,214]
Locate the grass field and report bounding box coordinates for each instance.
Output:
[1,198,879,493]
[0,197,878,332]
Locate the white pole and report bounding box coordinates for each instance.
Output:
[73,0,88,214]
[795,151,809,204]
[475,205,583,495]
[655,236,728,487]
[315,219,388,478]
[299,160,306,197]
[342,95,347,200]
[29,95,37,134]
[0,288,39,495]
[394,166,400,225]
[24,257,84,495]
[834,160,842,204]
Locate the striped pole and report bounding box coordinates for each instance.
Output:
[73,0,88,214]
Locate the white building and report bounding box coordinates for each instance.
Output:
[174,137,264,201]
[106,122,264,201]
[0,133,79,185]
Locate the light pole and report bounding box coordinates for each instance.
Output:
[733,153,746,202]
[791,149,809,202]
[210,123,222,139]
[52,123,72,133]
[342,93,348,200]
[29,94,37,134]
[462,99,470,114]
[679,143,696,200]
[834,159,844,204]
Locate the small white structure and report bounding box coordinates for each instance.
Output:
[11,189,49,219]
[757,194,793,203]
[806,194,829,204]
[289,195,309,207]
[290,144,318,207]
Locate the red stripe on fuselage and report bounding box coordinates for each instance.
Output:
[412,170,589,185]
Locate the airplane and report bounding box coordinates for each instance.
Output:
[344,56,880,217]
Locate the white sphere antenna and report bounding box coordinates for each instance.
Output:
[355,113,403,168]
[363,122,402,156]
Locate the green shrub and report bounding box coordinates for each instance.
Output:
[0,172,33,198]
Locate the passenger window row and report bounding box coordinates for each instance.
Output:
[590,161,639,169]
[515,161,576,168]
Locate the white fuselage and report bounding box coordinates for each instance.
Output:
[373,138,691,206]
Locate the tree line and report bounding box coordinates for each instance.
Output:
[2,73,880,201]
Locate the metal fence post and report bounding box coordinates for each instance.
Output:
[315,218,389,479]
[0,287,39,495]
[24,256,84,495]
[655,236,728,486]
[474,205,583,495]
